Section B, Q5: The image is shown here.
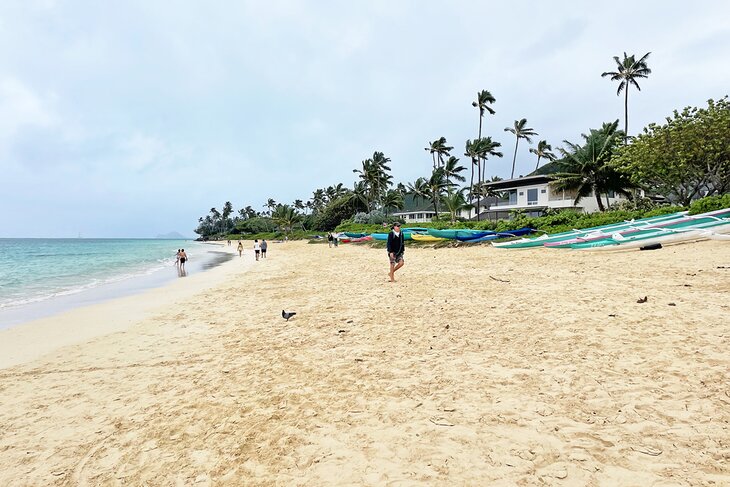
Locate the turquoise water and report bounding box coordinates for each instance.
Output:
[0,239,214,318]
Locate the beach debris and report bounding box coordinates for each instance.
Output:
[338,329,347,334]
[430,416,454,427]
[636,296,648,303]
[354,358,364,362]
[346,319,353,323]
[608,314,617,317]
[668,302,676,306]
[489,275,510,283]
[282,310,296,321]
[631,445,662,456]
[445,324,450,330]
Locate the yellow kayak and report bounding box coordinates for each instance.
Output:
[411,234,446,242]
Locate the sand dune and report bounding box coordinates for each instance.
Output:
[0,240,728,485]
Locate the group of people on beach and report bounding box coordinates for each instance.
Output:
[174,249,188,277]
[174,249,188,269]
[234,239,268,261]
[254,239,267,261]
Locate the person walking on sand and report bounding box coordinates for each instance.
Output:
[237,241,243,257]
[327,233,333,248]
[254,239,261,261]
[387,223,405,282]
[261,239,268,258]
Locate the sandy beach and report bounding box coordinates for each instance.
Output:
[0,239,728,485]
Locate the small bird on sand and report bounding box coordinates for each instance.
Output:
[282,310,296,321]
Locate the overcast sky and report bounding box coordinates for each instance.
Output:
[1,1,728,237]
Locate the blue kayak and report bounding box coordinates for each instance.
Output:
[460,228,535,243]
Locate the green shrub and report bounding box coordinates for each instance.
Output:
[688,194,730,215]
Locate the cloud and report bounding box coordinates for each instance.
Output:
[0,78,57,138]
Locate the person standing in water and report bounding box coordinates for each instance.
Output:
[261,239,268,258]
[179,249,188,271]
[386,223,405,282]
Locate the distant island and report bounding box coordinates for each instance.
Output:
[155,232,189,240]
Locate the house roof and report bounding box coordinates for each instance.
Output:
[481,174,554,190]
[397,193,437,212]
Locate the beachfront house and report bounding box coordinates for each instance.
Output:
[390,194,481,223]
[480,175,628,219]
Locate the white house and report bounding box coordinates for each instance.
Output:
[481,175,628,218]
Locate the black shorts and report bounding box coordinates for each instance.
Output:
[180,258,186,264]
[255,250,260,255]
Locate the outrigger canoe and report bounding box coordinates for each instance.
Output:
[492,211,688,249]
[411,234,446,242]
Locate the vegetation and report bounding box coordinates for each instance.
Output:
[192,52,727,242]
[551,120,635,211]
[611,97,730,205]
[505,118,537,178]
[601,52,652,140]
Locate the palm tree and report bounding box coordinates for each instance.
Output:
[271,204,302,234]
[310,189,326,212]
[353,151,393,211]
[601,52,651,141]
[382,189,405,217]
[209,207,221,234]
[504,119,538,179]
[264,198,277,216]
[471,89,496,197]
[465,138,503,220]
[293,199,305,213]
[550,120,634,211]
[425,137,453,169]
[424,168,449,218]
[407,177,430,214]
[222,201,233,233]
[442,189,473,223]
[529,140,557,172]
[442,156,467,186]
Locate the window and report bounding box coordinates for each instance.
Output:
[508,190,518,205]
[541,189,546,194]
[608,190,616,198]
[527,188,538,206]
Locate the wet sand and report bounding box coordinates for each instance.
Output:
[0,240,728,485]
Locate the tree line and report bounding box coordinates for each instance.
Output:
[195,52,729,238]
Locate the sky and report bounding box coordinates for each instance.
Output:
[1,1,729,238]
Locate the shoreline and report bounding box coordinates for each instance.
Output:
[0,242,250,369]
[0,241,233,330]
[0,240,728,484]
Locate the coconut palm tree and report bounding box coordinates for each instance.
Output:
[471,89,496,198]
[465,138,503,220]
[353,152,393,211]
[442,189,473,223]
[504,119,538,179]
[442,156,467,186]
[529,140,557,171]
[382,189,405,217]
[550,120,635,211]
[271,204,302,234]
[425,137,453,169]
[601,52,651,141]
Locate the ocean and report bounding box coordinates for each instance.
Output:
[0,239,231,328]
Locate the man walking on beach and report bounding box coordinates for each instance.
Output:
[254,240,261,261]
[261,239,268,258]
[387,223,405,282]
